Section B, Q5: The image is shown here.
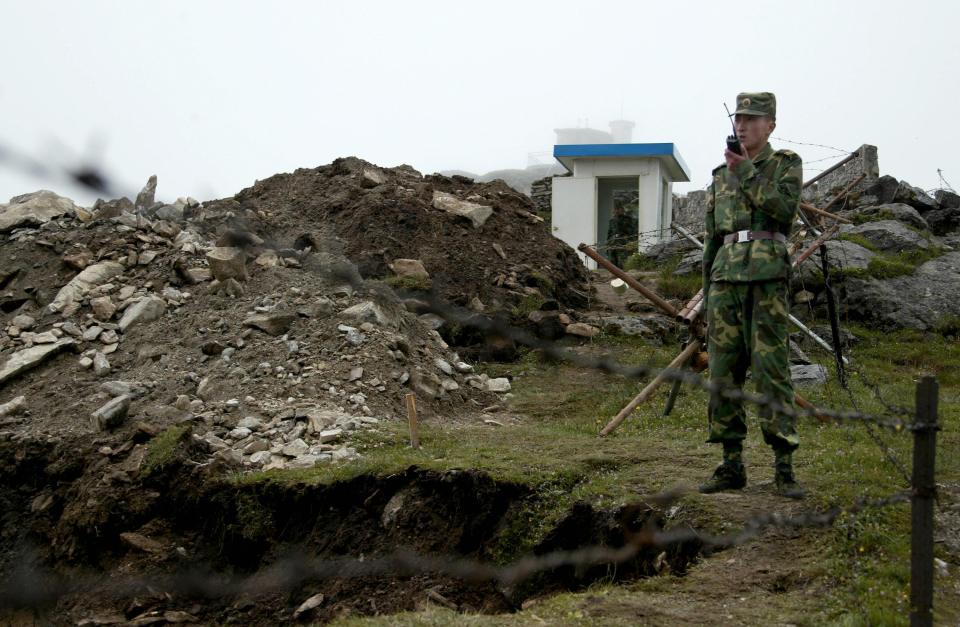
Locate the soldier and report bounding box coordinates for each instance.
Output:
[606,199,638,268]
[699,92,805,499]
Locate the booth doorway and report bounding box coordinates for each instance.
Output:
[597,177,640,266]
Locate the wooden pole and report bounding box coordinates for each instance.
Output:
[910,376,938,627]
[600,340,702,436]
[798,202,852,223]
[405,393,420,449]
[578,243,680,318]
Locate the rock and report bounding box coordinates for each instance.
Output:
[89,296,117,321]
[206,247,248,282]
[211,277,245,297]
[924,207,960,236]
[154,204,184,223]
[282,438,309,457]
[243,439,270,455]
[441,378,460,391]
[673,250,702,276]
[288,454,320,469]
[302,297,335,318]
[857,203,928,231]
[863,175,899,204]
[337,324,365,346]
[47,261,124,315]
[229,427,252,440]
[935,189,960,209]
[243,312,295,336]
[238,416,262,430]
[431,191,494,228]
[99,380,147,398]
[790,364,828,386]
[893,181,938,212]
[118,297,166,332]
[842,252,960,329]
[362,167,387,187]
[340,301,393,328]
[83,326,103,342]
[254,251,280,267]
[203,433,229,451]
[347,366,364,382]
[90,395,131,431]
[844,220,930,252]
[793,290,815,304]
[78,356,93,369]
[454,361,473,374]
[0,340,75,388]
[30,331,58,344]
[293,592,325,619]
[417,313,444,331]
[0,395,26,418]
[389,258,429,278]
[11,314,35,330]
[434,358,454,376]
[92,352,111,377]
[566,322,600,338]
[100,330,119,345]
[486,377,511,393]
[120,531,163,554]
[134,175,158,214]
[319,428,343,443]
[137,250,158,266]
[249,450,272,465]
[492,242,507,260]
[0,190,77,232]
[91,196,133,219]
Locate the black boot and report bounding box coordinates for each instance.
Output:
[699,461,747,494]
[774,451,806,499]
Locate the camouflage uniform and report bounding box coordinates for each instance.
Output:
[607,209,638,268]
[701,92,803,487]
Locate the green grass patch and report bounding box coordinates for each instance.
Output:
[838,233,880,252]
[624,253,660,272]
[837,246,946,280]
[385,274,432,291]
[511,293,546,319]
[141,424,191,476]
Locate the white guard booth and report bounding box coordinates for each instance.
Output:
[551,143,691,269]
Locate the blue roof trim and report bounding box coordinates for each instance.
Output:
[553,142,690,180]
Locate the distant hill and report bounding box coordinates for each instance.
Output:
[437,164,565,195]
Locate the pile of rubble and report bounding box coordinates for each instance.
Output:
[0,172,525,474]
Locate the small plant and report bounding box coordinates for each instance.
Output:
[624,254,660,272]
[385,274,432,291]
[512,293,547,319]
[933,314,960,339]
[142,424,191,476]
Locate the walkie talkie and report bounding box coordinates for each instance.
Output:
[724,103,742,155]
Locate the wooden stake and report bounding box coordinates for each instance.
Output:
[405,393,420,449]
[600,340,702,436]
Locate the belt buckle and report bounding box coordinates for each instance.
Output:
[736,229,750,243]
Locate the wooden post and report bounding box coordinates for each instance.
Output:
[600,340,701,436]
[911,376,938,627]
[405,393,420,449]
[578,243,680,318]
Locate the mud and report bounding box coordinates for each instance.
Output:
[0,432,702,625]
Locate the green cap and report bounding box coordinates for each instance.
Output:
[732,92,776,118]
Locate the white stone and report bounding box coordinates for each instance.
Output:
[319,428,343,443]
[486,377,512,393]
[47,261,124,315]
[0,340,75,386]
[118,296,166,332]
[282,438,309,457]
[431,191,494,228]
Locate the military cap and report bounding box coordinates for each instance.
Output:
[732,92,776,118]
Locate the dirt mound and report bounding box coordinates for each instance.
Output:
[200,157,589,317]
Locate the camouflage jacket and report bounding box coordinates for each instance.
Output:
[702,142,802,293]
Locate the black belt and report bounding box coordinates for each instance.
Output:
[722,230,787,245]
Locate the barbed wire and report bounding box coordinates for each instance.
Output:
[773,137,853,155]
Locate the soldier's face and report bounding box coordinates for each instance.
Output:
[734,114,776,152]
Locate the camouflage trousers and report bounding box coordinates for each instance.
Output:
[706,280,798,452]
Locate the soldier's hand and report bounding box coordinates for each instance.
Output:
[724,145,749,170]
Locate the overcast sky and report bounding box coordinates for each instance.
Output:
[1,0,957,205]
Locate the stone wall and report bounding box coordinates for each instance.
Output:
[802,144,879,203]
[530,176,553,217]
[671,189,709,233]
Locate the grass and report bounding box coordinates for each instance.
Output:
[238,326,960,626]
[141,424,191,476]
[835,244,946,280]
[385,274,432,291]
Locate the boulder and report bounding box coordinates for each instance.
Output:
[389,258,429,279]
[431,191,494,228]
[340,301,395,328]
[674,250,703,276]
[91,197,134,219]
[842,251,960,330]
[856,203,928,231]
[135,175,158,214]
[47,261,125,315]
[206,247,248,282]
[90,395,131,431]
[924,207,960,236]
[118,297,166,332]
[935,189,960,210]
[893,181,938,212]
[797,239,875,287]
[0,190,77,232]
[89,296,117,321]
[843,220,930,253]
[0,395,26,418]
[566,322,600,338]
[243,312,295,336]
[790,364,828,386]
[92,352,111,377]
[863,176,899,204]
[0,339,75,388]
[486,377,511,393]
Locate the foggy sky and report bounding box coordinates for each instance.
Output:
[1,0,957,206]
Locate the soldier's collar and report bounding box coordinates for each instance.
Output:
[753,142,774,164]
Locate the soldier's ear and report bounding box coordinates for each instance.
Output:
[768,118,777,134]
